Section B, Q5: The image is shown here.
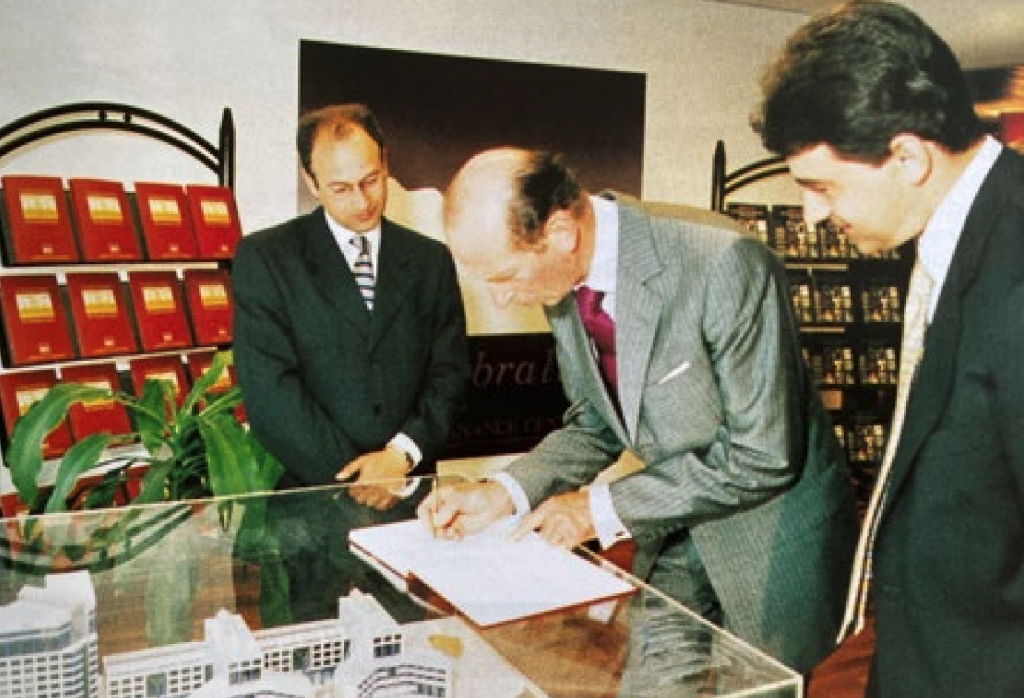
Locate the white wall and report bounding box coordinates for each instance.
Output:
[0,0,809,233]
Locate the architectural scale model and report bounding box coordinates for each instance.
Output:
[1,572,545,698]
[0,570,100,698]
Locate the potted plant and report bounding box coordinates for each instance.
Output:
[5,351,282,514]
[2,351,285,644]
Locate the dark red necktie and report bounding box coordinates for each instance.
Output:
[576,285,617,394]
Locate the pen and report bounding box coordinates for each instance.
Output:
[429,476,437,531]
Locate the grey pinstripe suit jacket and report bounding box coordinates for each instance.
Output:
[506,195,858,672]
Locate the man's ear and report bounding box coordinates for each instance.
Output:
[301,169,319,200]
[543,209,580,252]
[889,133,932,186]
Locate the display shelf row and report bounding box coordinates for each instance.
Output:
[726,201,901,262]
[789,270,905,327]
[0,175,241,265]
[0,349,239,459]
[0,269,232,367]
[804,340,901,388]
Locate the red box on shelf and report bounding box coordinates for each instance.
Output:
[65,272,138,358]
[129,354,189,406]
[60,362,132,440]
[68,178,143,261]
[186,184,242,259]
[0,175,79,264]
[127,271,193,351]
[133,181,199,260]
[0,369,73,458]
[183,268,232,345]
[0,274,76,365]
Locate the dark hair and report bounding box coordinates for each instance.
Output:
[752,1,985,162]
[296,104,386,181]
[508,151,585,246]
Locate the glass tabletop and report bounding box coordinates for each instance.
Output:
[0,479,801,697]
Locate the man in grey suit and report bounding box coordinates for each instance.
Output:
[422,147,858,675]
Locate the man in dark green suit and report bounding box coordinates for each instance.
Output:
[231,104,469,621]
[755,3,1024,696]
[232,103,469,501]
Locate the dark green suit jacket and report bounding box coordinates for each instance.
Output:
[231,208,469,488]
[869,147,1024,698]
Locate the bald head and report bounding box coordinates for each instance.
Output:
[442,147,593,308]
[444,148,526,265]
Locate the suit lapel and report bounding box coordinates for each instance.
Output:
[884,151,1015,504]
[304,209,372,337]
[368,220,415,349]
[614,202,664,442]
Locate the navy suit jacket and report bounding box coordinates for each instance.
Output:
[231,208,469,488]
[869,147,1024,697]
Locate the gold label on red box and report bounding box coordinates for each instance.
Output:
[16,290,55,323]
[19,191,60,223]
[15,386,49,415]
[86,194,124,224]
[199,199,231,226]
[199,283,229,309]
[82,288,118,318]
[148,196,182,225]
[142,285,176,314]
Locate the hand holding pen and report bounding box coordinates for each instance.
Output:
[417,479,516,540]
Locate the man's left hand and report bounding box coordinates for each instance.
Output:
[513,490,596,549]
[335,448,409,510]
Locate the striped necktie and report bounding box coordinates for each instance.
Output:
[351,235,374,310]
[839,261,934,640]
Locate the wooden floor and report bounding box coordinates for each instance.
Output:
[807,619,874,698]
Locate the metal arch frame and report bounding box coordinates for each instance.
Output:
[0,101,235,188]
[710,139,788,212]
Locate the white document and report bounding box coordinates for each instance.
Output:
[348,516,635,627]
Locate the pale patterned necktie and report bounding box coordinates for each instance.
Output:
[351,235,374,310]
[839,261,934,640]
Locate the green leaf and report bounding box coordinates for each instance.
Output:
[184,351,234,416]
[246,431,285,492]
[136,459,175,504]
[134,379,175,455]
[7,383,113,506]
[198,412,254,497]
[44,434,115,514]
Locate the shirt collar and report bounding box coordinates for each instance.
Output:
[917,135,1001,317]
[583,194,619,293]
[323,209,382,265]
